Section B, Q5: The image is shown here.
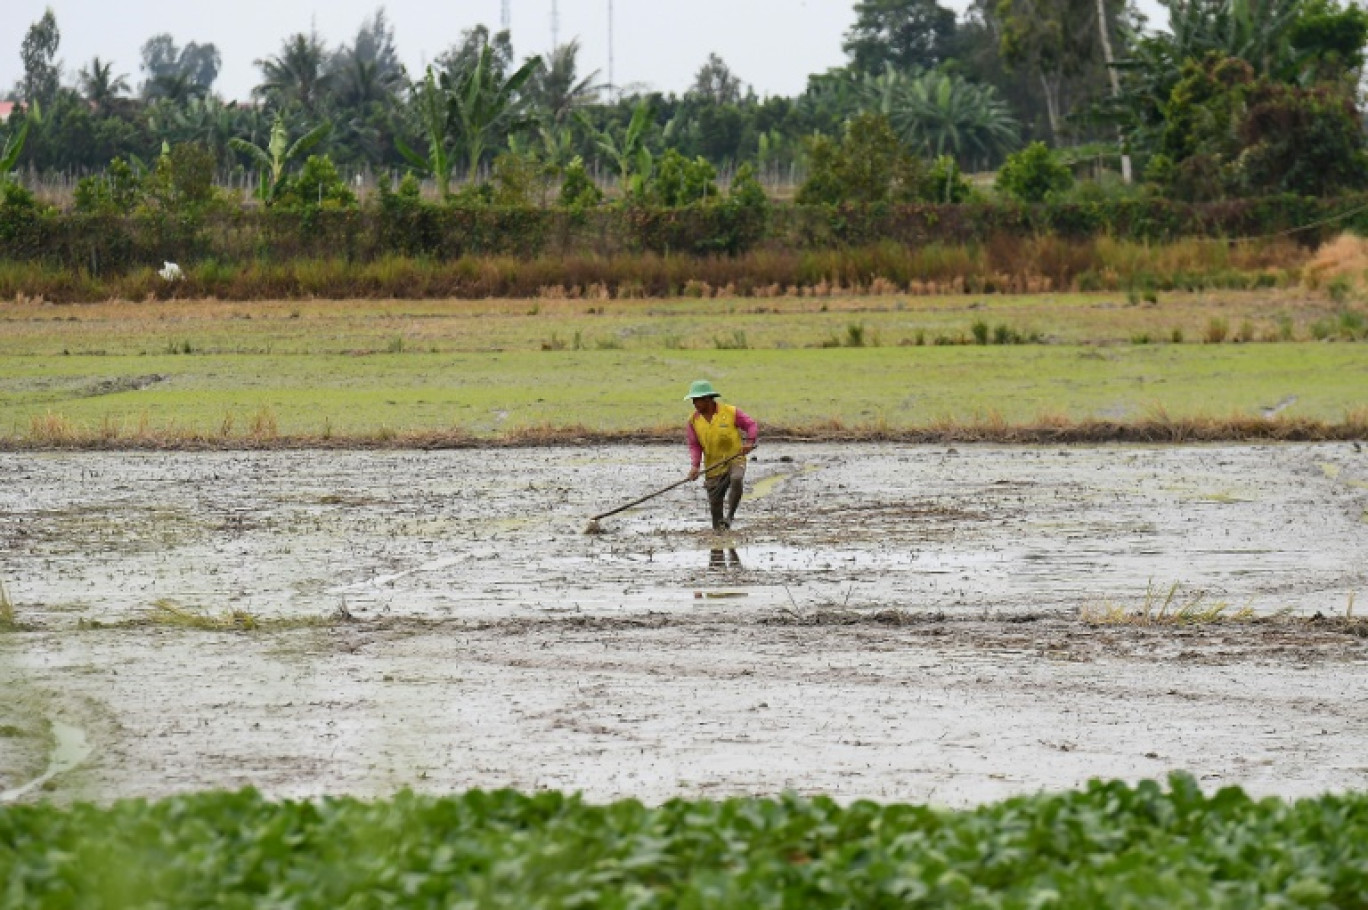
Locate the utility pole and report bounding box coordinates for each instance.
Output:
[551,0,560,49]
[501,0,511,30]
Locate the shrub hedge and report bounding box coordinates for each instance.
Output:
[2,196,1363,277]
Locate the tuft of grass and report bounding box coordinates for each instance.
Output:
[28,411,78,446]
[1204,317,1229,344]
[148,599,260,631]
[250,406,279,439]
[0,579,15,630]
[714,330,749,350]
[1081,581,1255,626]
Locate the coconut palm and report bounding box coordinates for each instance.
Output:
[150,96,242,160]
[144,70,210,104]
[329,9,404,111]
[78,57,131,117]
[254,32,336,113]
[525,40,601,126]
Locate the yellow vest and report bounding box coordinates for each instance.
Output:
[692,403,744,478]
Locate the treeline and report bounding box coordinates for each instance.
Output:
[3,0,1368,207]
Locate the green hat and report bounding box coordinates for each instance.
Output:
[684,379,720,400]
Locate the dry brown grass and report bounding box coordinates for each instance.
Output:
[5,408,1366,452]
[1303,233,1368,291]
[0,237,1319,304]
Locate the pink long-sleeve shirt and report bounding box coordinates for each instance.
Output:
[687,407,758,470]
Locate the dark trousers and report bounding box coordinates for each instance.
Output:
[705,462,745,530]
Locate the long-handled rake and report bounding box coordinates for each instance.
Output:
[584,451,747,533]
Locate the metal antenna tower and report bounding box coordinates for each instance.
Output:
[501,0,511,30]
[607,0,615,99]
[551,0,560,49]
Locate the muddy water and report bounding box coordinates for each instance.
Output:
[4,443,1367,623]
[3,443,1368,806]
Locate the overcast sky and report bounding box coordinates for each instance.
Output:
[2,0,1167,103]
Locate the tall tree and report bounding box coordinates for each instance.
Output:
[140,35,221,101]
[437,26,514,84]
[843,0,959,74]
[689,53,745,104]
[329,8,405,109]
[525,40,601,125]
[994,0,1129,142]
[20,8,62,107]
[254,31,336,113]
[78,57,131,117]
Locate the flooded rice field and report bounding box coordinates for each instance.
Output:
[3,443,1368,807]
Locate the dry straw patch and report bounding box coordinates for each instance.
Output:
[1303,233,1368,292]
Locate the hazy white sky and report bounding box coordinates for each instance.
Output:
[2,0,1168,102]
[3,0,860,101]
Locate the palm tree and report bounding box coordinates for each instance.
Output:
[144,70,209,105]
[332,53,403,110]
[254,32,336,113]
[78,57,131,117]
[150,96,241,160]
[861,68,1019,166]
[526,40,601,126]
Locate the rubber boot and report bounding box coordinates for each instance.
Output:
[708,475,730,530]
[724,481,743,529]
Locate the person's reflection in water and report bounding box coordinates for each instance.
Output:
[708,549,743,571]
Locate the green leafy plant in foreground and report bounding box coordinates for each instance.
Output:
[2,775,1367,908]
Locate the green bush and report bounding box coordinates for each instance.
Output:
[796,113,925,205]
[558,156,603,209]
[276,155,357,210]
[996,142,1075,203]
[647,149,719,207]
[4,777,1368,907]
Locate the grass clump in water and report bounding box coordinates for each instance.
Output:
[148,599,260,631]
[0,579,16,630]
[1081,581,1256,625]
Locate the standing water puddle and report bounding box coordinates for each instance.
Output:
[0,722,92,803]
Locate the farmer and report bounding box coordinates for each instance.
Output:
[685,380,758,531]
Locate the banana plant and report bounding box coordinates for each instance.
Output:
[229,116,331,203]
[575,101,654,194]
[446,43,542,181]
[0,120,29,178]
[396,67,454,197]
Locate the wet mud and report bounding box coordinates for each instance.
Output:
[2,443,1368,806]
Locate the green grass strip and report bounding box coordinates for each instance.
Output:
[4,345,1368,440]
[2,775,1366,908]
